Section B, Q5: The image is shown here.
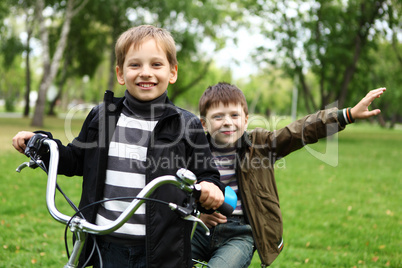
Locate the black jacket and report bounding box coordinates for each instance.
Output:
[44,91,222,267]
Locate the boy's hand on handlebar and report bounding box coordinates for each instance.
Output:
[198,181,224,211]
[12,131,35,154]
[200,212,227,228]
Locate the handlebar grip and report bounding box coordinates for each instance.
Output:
[25,134,48,158]
[217,201,235,217]
[193,185,237,217]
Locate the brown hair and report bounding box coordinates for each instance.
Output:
[115,25,178,70]
[199,82,248,117]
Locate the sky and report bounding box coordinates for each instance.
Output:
[208,28,266,79]
[199,18,267,79]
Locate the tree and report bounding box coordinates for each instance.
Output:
[47,9,110,115]
[22,1,36,116]
[0,1,37,116]
[387,0,402,68]
[251,0,389,112]
[0,0,10,29]
[43,0,243,113]
[350,40,402,128]
[0,3,26,112]
[31,0,88,127]
[82,0,242,100]
[173,62,233,111]
[0,53,25,112]
[2,0,248,118]
[240,69,294,116]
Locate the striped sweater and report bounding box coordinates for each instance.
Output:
[95,90,166,243]
[211,146,243,215]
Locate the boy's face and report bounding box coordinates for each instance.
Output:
[201,102,248,147]
[116,38,178,101]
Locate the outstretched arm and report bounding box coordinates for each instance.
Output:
[351,87,386,120]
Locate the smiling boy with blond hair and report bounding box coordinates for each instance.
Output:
[13,25,224,268]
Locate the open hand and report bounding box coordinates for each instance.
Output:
[351,87,386,120]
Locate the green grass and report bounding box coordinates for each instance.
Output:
[249,123,402,268]
[1,117,401,267]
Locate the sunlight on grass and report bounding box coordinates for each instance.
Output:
[0,116,84,152]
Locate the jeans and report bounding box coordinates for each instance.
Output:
[191,216,254,268]
[92,240,146,268]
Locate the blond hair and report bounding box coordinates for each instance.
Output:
[115,25,178,70]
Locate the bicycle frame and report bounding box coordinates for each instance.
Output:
[17,138,210,268]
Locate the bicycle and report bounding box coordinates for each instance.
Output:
[16,134,236,268]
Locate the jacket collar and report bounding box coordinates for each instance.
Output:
[104,90,180,119]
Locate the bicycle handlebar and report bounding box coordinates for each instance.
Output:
[45,138,199,234]
[16,134,237,267]
[17,135,236,235]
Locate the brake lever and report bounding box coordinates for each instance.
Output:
[168,203,210,236]
[16,159,42,172]
[183,214,210,236]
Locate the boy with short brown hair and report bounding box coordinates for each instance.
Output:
[191,82,386,267]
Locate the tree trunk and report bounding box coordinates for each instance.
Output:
[23,21,32,117]
[31,0,50,126]
[169,61,212,102]
[338,1,385,108]
[391,33,402,67]
[297,68,317,113]
[107,16,122,92]
[107,46,116,91]
[376,113,386,128]
[31,0,88,126]
[389,114,397,129]
[48,55,70,116]
[338,35,362,108]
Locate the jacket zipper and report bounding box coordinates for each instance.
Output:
[145,110,179,267]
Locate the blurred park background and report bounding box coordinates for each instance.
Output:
[0,0,401,126]
[1,0,401,267]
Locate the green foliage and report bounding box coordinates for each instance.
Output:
[0,55,25,112]
[348,39,402,125]
[5,98,16,112]
[252,0,395,112]
[41,0,244,111]
[0,4,26,71]
[1,0,401,126]
[239,69,293,116]
[52,11,112,83]
[0,36,25,70]
[0,0,11,27]
[172,61,232,112]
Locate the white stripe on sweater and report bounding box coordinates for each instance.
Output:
[108,141,148,161]
[105,170,146,188]
[96,214,146,236]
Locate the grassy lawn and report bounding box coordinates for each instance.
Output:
[1,116,401,267]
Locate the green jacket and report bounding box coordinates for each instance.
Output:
[236,108,346,266]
